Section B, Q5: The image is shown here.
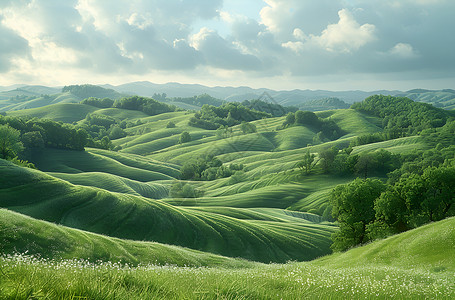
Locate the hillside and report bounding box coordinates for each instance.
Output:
[1,215,453,299]
[396,89,455,109]
[0,159,336,263]
[0,91,454,299]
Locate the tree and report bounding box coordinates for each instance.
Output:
[240,121,257,134]
[330,178,386,251]
[0,124,23,159]
[355,152,378,179]
[166,121,176,128]
[319,146,338,173]
[178,131,192,144]
[297,149,317,175]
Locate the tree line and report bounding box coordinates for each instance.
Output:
[329,144,455,251]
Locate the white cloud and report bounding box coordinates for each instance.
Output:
[311,9,376,53]
[389,43,418,58]
[0,0,454,89]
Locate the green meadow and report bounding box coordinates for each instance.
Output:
[0,91,454,298]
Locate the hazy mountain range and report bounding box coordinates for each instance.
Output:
[1,82,454,111]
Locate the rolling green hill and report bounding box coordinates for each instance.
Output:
[6,103,98,123]
[313,216,455,272]
[0,208,256,268]
[0,159,335,263]
[396,89,455,110]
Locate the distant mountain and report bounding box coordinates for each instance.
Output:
[107,81,398,106]
[0,84,125,112]
[395,89,455,110]
[1,82,454,112]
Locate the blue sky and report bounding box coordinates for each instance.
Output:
[0,0,454,91]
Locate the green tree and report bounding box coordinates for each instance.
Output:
[330,178,386,251]
[240,121,257,134]
[296,150,317,175]
[319,146,338,173]
[178,131,192,144]
[0,124,23,159]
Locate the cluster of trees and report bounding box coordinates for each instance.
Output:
[189,103,271,130]
[63,84,120,100]
[169,182,204,198]
[0,124,36,168]
[298,146,399,178]
[281,110,343,142]
[171,94,226,107]
[299,97,350,112]
[241,99,298,117]
[330,145,455,251]
[351,95,453,146]
[78,113,133,150]
[81,97,114,108]
[112,96,178,116]
[180,155,244,181]
[0,115,87,153]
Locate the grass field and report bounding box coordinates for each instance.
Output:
[1,217,453,299]
[1,100,453,299]
[0,159,335,263]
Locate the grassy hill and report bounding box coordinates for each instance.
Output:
[1,91,453,298]
[6,103,98,123]
[1,215,452,299]
[396,89,455,110]
[0,208,256,268]
[0,159,335,263]
[313,216,455,272]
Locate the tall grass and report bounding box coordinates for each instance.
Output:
[1,254,453,299]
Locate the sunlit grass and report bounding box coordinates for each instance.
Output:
[1,254,453,300]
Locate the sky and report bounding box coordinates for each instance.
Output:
[0,0,454,91]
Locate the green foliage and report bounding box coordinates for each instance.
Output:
[299,97,350,111]
[8,156,36,169]
[62,84,120,99]
[280,111,343,141]
[351,95,453,145]
[373,166,455,236]
[178,131,192,144]
[166,121,176,128]
[169,182,204,198]
[189,102,271,130]
[0,124,23,159]
[296,150,317,175]
[113,96,178,116]
[180,155,243,181]
[330,178,386,251]
[241,99,298,117]
[172,93,226,107]
[0,116,87,153]
[240,121,257,134]
[318,146,339,174]
[80,97,114,108]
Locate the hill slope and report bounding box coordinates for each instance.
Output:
[0,159,335,263]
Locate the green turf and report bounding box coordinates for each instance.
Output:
[30,148,177,181]
[0,208,256,268]
[1,217,453,299]
[0,159,335,263]
[7,103,97,123]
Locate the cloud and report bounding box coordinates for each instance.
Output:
[310,9,376,53]
[191,27,262,70]
[0,19,30,72]
[0,0,454,89]
[389,43,418,59]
